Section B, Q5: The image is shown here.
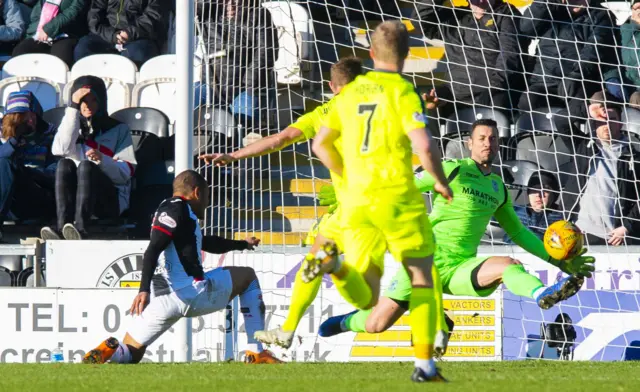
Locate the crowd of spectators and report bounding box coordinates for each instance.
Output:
[2,0,640,247]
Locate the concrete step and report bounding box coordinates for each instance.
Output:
[276,206,329,220]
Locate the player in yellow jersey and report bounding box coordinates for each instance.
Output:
[199,57,367,345]
[312,21,452,382]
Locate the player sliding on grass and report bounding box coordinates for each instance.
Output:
[317,119,596,342]
[83,170,282,364]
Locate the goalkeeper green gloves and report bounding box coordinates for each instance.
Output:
[318,184,338,214]
[556,248,596,278]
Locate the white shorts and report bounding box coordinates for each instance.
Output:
[128,268,233,347]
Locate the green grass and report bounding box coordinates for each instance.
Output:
[1,361,639,392]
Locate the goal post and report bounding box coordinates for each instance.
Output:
[173,0,196,363]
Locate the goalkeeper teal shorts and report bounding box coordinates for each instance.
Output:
[384,254,494,301]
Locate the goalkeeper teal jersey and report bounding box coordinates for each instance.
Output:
[414,158,549,265]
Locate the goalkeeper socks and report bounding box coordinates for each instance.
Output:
[343,309,372,332]
[110,343,132,364]
[282,259,322,332]
[409,287,436,375]
[502,263,544,299]
[240,279,265,352]
[332,263,372,310]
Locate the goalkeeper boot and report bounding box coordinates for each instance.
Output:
[301,242,340,283]
[82,337,119,364]
[244,350,284,364]
[536,275,585,310]
[254,327,294,349]
[411,368,448,383]
[318,310,357,337]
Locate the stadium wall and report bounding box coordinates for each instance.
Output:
[0,242,634,363]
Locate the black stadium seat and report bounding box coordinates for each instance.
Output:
[493,159,540,206]
[441,107,511,160]
[111,107,170,138]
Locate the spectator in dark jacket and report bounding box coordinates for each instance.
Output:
[196,0,277,130]
[41,75,136,240]
[12,0,88,67]
[74,0,170,67]
[572,100,640,246]
[504,172,564,243]
[0,91,57,241]
[518,0,618,121]
[602,0,640,107]
[0,0,26,55]
[414,0,528,113]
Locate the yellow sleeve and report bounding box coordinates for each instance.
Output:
[397,86,427,134]
[322,95,343,133]
[290,99,336,141]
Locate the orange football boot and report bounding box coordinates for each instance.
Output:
[244,350,284,364]
[82,337,119,364]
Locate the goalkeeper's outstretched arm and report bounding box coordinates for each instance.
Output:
[494,198,595,277]
[200,126,305,166]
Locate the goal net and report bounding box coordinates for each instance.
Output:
[189,0,640,362]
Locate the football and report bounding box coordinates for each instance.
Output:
[543,220,584,260]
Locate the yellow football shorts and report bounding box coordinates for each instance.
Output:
[304,206,345,250]
[341,200,434,274]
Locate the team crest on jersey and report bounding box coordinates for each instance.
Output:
[157,212,177,228]
[413,112,427,124]
[492,180,499,192]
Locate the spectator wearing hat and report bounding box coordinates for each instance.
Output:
[41,75,136,240]
[0,91,57,241]
[571,97,640,245]
[504,172,564,243]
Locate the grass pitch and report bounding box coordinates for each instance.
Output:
[1,361,639,392]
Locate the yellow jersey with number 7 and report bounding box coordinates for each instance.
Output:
[323,70,428,202]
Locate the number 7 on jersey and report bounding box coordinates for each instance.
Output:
[358,103,377,153]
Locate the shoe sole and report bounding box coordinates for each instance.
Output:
[301,243,339,283]
[254,332,293,349]
[538,276,584,310]
[82,337,119,364]
[62,225,82,240]
[40,228,61,241]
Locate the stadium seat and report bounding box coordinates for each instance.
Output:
[493,159,540,205]
[511,108,580,179]
[111,107,170,168]
[66,55,137,113]
[0,255,21,273]
[441,107,512,159]
[16,266,44,287]
[130,160,175,236]
[483,222,508,245]
[111,107,170,138]
[42,107,67,128]
[262,2,314,85]
[132,55,177,124]
[193,105,237,156]
[0,266,12,286]
[0,54,68,110]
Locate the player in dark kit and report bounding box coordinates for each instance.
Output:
[82,170,281,364]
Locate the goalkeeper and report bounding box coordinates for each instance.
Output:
[318,118,595,340]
